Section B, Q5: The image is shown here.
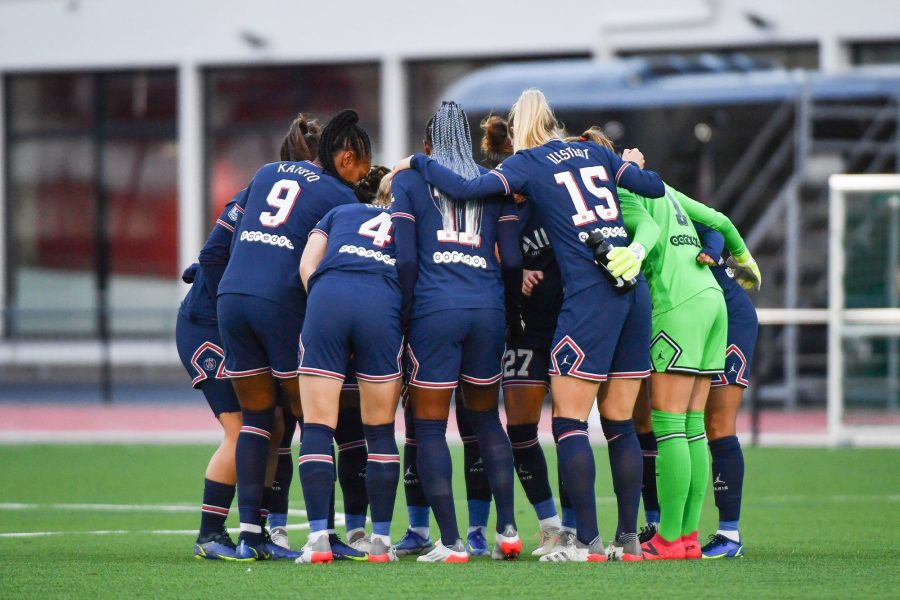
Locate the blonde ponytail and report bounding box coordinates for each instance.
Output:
[508,89,562,153]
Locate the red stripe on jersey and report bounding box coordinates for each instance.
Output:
[490,170,510,195]
[392,212,416,221]
[216,219,235,232]
[309,229,328,239]
[615,162,630,185]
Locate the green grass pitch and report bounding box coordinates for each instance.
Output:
[0,445,898,599]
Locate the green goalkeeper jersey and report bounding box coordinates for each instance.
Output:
[618,184,748,316]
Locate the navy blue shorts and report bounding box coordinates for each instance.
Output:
[175,313,240,416]
[299,274,403,383]
[549,279,651,382]
[502,346,551,389]
[408,308,505,389]
[712,291,759,388]
[217,293,304,379]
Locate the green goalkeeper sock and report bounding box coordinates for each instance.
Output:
[651,409,689,542]
[682,411,709,536]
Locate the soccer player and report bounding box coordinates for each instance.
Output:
[176,113,320,561]
[391,101,524,563]
[393,90,666,562]
[483,115,567,556]
[615,183,760,561]
[217,109,371,560]
[695,222,759,558]
[295,167,404,564]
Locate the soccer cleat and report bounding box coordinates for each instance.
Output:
[531,526,560,557]
[394,528,433,556]
[330,533,368,561]
[261,528,301,560]
[295,534,333,564]
[193,531,240,561]
[367,538,399,563]
[682,531,701,560]
[234,538,274,561]
[347,529,372,554]
[491,525,522,560]
[539,535,607,563]
[701,533,744,559]
[466,527,489,556]
[416,539,469,563]
[638,522,658,545]
[605,534,643,561]
[640,533,686,561]
[269,526,290,550]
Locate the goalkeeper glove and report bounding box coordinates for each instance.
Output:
[727,250,762,291]
[607,243,646,281]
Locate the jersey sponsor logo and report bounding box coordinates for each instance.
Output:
[239,230,296,250]
[338,244,397,266]
[577,226,627,243]
[669,234,702,248]
[521,227,551,256]
[276,162,321,182]
[432,251,487,269]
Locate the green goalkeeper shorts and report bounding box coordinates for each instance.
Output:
[649,287,727,375]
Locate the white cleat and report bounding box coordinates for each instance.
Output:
[270,526,290,550]
[491,525,522,560]
[347,529,372,554]
[295,534,333,564]
[539,534,607,563]
[531,526,561,557]
[367,537,398,563]
[416,539,469,563]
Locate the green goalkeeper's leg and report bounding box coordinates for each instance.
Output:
[682,410,709,536]
[650,409,690,542]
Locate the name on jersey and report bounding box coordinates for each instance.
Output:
[577,226,628,243]
[277,163,321,182]
[432,251,487,269]
[670,234,701,248]
[546,147,590,165]
[339,244,396,266]
[240,230,295,250]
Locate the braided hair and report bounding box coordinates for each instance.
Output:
[279,112,321,162]
[317,109,372,185]
[428,101,484,244]
[354,165,390,205]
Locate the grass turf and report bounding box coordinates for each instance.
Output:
[0,445,898,599]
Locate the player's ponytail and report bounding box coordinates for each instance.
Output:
[480,114,513,168]
[564,125,616,152]
[508,88,563,153]
[279,113,321,162]
[354,165,391,206]
[317,109,372,185]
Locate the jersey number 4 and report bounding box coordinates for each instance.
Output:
[260,180,301,228]
[358,212,393,247]
[555,166,619,226]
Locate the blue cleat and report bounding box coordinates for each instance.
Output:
[701,533,744,559]
[394,528,433,557]
[260,529,301,560]
[330,533,368,561]
[234,537,274,561]
[466,527,489,556]
[194,531,240,561]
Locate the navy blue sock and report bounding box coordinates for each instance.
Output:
[602,417,643,538]
[457,399,492,506]
[709,435,744,528]
[336,409,369,531]
[364,423,400,537]
[298,423,336,535]
[463,407,516,532]
[269,414,296,528]
[414,418,459,546]
[637,431,660,523]
[259,486,272,527]
[402,408,430,527]
[553,427,576,530]
[552,417,598,544]
[199,479,235,539]
[236,408,274,545]
[507,423,555,512]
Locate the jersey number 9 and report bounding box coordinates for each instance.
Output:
[555,166,619,226]
[260,180,301,228]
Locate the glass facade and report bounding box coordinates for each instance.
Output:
[5,71,178,338]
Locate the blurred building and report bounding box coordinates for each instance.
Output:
[0,0,897,403]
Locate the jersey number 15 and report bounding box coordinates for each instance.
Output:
[555,166,619,226]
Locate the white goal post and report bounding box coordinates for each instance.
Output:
[828,174,900,447]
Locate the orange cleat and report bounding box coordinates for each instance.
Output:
[682,531,701,560]
[640,533,687,561]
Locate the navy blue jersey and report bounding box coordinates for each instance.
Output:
[517,200,563,348]
[693,221,749,307]
[410,139,664,298]
[218,161,358,311]
[308,203,399,291]
[179,191,248,325]
[390,168,518,318]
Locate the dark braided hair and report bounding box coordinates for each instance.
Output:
[317,109,372,185]
[279,112,321,162]
[354,165,390,204]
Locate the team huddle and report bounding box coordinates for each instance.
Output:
[175,88,761,564]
